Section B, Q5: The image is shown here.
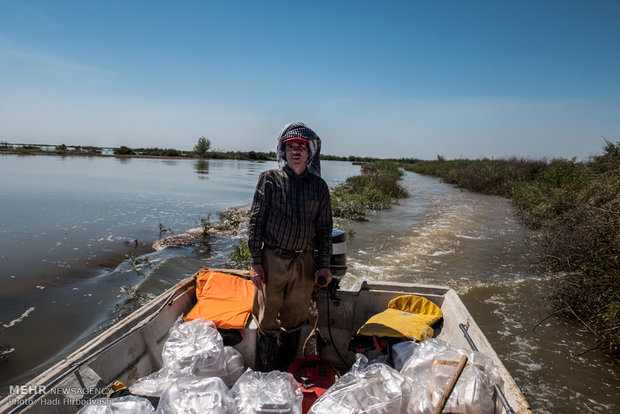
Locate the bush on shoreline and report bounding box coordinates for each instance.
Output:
[332,161,408,220]
[402,141,620,354]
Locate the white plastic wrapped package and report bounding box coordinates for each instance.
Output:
[76,395,155,413]
[231,368,303,414]
[129,318,245,397]
[162,317,224,375]
[309,354,412,414]
[155,376,235,414]
[400,338,501,414]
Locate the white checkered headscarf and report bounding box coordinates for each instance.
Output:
[276,122,322,177]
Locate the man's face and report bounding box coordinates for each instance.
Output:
[285,141,309,172]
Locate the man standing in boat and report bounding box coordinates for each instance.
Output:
[248,122,333,372]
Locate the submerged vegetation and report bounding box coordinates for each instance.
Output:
[123,239,152,276]
[228,240,251,269]
[200,215,213,246]
[403,141,620,353]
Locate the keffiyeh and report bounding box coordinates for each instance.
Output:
[276,122,322,177]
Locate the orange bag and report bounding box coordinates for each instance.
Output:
[184,269,254,330]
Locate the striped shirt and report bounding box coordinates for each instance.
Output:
[249,165,333,268]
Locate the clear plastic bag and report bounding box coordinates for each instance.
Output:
[400,338,502,414]
[221,345,246,386]
[392,340,419,372]
[161,317,224,375]
[129,318,245,397]
[76,395,155,413]
[128,367,175,397]
[231,368,303,414]
[155,376,235,414]
[309,354,412,414]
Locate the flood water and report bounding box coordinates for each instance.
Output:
[1,154,619,412]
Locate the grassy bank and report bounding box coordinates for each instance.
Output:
[331,161,409,221]
[402,141,620,353]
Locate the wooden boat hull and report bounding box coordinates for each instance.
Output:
[1,273,531,414]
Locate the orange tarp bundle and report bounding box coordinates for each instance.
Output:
[184,269,254,330]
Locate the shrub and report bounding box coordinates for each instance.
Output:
[331,161,408,220]
[228,240,251,268]
[114,146,133,155]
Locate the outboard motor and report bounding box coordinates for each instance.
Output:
[330,229,347,276]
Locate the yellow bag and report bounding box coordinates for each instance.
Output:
[356,295,443,341]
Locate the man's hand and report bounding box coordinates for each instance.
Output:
[315,268,332,287]
[250,264,265,290]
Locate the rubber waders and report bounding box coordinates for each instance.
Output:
[256,332,279,372]
[278,330,301,371]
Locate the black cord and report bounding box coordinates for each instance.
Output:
[325,288,349,368]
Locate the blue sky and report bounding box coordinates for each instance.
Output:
[1,1,618,160]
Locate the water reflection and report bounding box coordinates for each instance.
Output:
[194,159,210,179]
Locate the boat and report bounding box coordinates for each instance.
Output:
[1,268,531,413]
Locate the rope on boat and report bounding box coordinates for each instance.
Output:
[459,323,515,414]
[8,289,182,414]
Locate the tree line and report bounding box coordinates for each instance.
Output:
[2,138,421,164]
